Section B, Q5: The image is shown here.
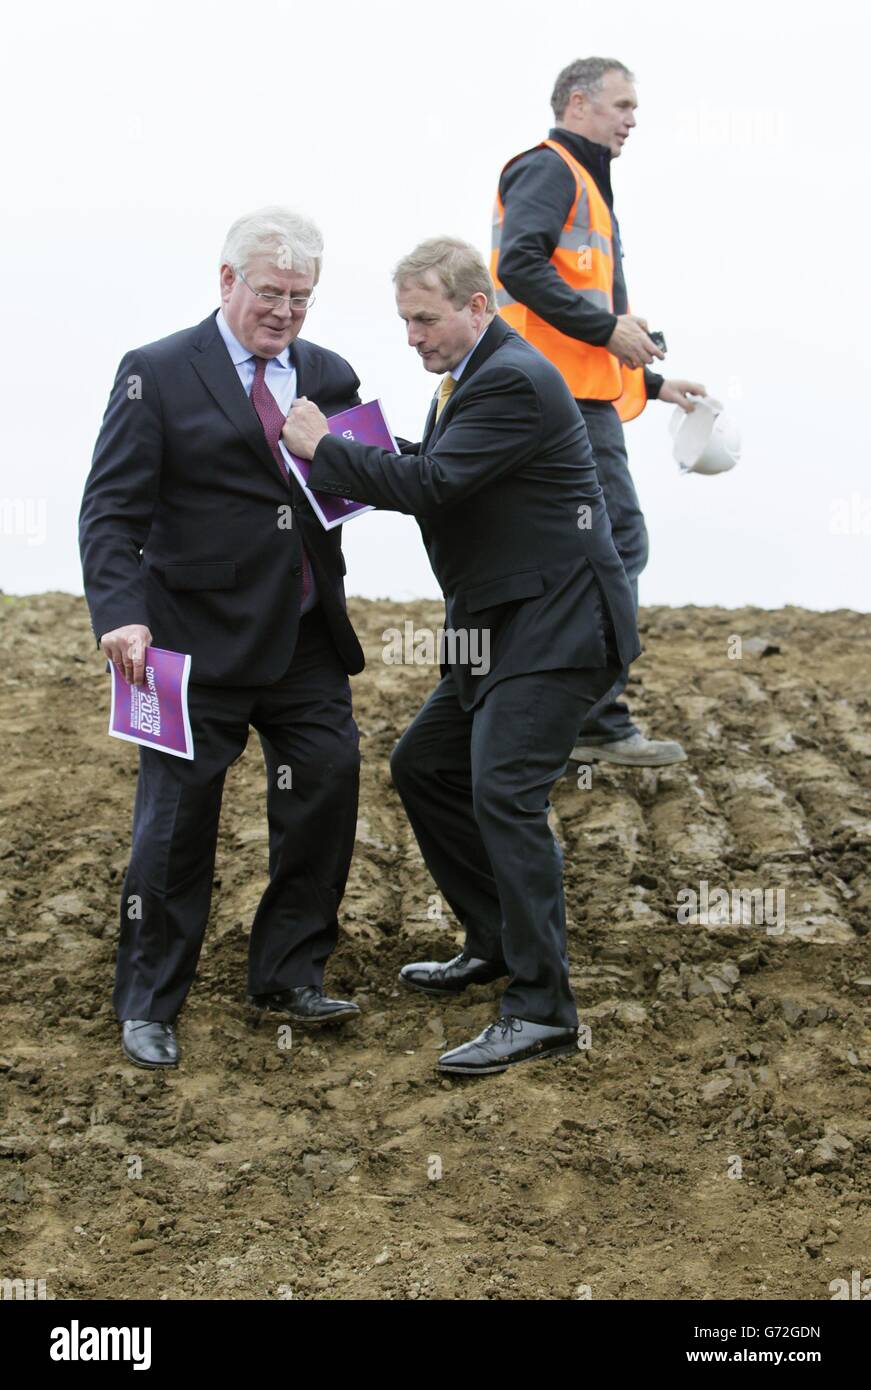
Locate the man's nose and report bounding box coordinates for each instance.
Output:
[408,325,423,348]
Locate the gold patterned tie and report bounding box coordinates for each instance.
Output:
[435,373,456,420]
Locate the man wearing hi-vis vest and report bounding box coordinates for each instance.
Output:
[492,56,706,767]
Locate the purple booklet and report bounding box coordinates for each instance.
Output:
[108,646,194,760]
[279,398,398,531]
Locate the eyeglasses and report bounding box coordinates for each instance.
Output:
[235,267,316,312]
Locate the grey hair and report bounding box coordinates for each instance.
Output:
[550,57,634,121]
[393,236,496,312]
[220,206,324,283]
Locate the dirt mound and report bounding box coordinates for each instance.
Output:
[1,594,870,1300]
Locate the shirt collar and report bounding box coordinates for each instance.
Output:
[451,321,492,382]
[215,308,293,369]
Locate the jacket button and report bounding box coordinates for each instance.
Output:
[291,565,302,576]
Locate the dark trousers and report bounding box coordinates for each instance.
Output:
[114,608,360,1022]
[576,399,649,741]
[390,665,620,1030]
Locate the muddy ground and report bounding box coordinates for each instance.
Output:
[1,593,870,1301]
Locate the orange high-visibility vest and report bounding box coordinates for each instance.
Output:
[491,138,647,423]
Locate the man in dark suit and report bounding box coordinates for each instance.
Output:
[79,207,364,1069]
[283,236,641,1076]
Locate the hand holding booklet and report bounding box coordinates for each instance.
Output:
[106,402,395,758]
[279,398,398,530]
[109,646,194,760]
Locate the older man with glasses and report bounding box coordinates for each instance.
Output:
[79,206,365,1069]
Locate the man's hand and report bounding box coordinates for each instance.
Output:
[100,624,153,686]
[281,397,330,460]
[657,378,708,413]
[606,314,666,369]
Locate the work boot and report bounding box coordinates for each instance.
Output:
[571,732,687,768]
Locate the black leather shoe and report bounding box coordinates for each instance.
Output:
[248,986,360,1027]
[121,1020,179,1069]
[399,952,508,997]
[437,1016,578,1075]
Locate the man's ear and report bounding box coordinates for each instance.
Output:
[219,263,235,302]
[568,89,586,120]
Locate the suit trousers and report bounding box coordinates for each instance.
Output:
[575,399,648,741]
[114,607,360,1021]
[390,664,620,1029]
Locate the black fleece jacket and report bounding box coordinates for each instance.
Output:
[497,126,663,401]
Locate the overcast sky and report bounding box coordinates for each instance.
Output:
[2,0,869,612]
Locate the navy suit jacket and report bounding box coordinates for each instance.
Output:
[309,316,640,710]
[79,312,365,685]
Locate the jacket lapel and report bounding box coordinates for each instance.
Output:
[292,337,313,399]
[421,316,513,449]
[282,336,327,519]
[420,393,439,450]
[189,312,287,486]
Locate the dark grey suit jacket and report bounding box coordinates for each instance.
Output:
[79,312,365,685]
[309,316,640,709]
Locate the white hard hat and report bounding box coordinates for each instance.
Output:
[669,396,741,476]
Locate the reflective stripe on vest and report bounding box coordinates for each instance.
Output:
[491,138,646,423]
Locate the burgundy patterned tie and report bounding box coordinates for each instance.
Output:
[250,356,312,602]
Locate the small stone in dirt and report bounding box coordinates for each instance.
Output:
[373,1248,391,1266]
[686,973,715,999]
[42,892,89,919]
[701,1076,734,1104]
[852,977,871,994]
[781,998,805,1026]
[809,1134,853,1172]
[804,1005,833,1025]
[130,1239,158,1254]
[738,951,762,973]
[743,637,781,656]
[0,1134,37,1157]
[7,1174,27,1203]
